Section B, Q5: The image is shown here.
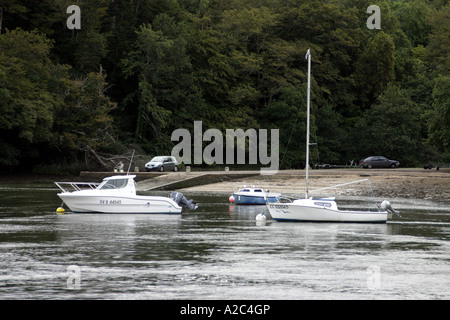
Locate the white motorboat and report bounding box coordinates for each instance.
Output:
[267,49,399,223]
[230,186,281,205]
[55,175,198,214]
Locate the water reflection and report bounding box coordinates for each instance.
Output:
[0,184,449,299]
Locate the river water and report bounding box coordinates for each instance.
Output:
[0,182,449,300]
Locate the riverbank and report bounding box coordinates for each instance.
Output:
[178,168,450,201]
[0,168,449,201]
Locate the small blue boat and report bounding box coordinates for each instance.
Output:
[230,186,281,205]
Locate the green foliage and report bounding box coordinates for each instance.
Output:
[259,86,307,169]
[52,71,115,153]
[427,75,450,160]
[356,85,422,166]
[426,3,450,74]
[0,0,448,171]
[394,0,432,47]
[354,31,395,106]
[0,29,60,165]
[0,28,114,169]
[122,18,205,143]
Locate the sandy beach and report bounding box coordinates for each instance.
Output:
[1,168,448,201]
[180,168,450,201]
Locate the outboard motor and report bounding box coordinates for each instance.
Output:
[170,192,198,211]
[381,200,401,218]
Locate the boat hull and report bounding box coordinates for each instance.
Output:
[233,194,280,205]
[267,202,387,223]
[58,193,182,214]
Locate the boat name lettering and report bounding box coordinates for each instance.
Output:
[100,200,121,205]
[269,204,288,209]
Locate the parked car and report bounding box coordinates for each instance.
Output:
[359,156,399,168]
[145,156,178,172]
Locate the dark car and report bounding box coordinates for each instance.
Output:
[359,156,399,168]
[145,156,178,172]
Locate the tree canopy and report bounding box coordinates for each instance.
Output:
[0,0,449,172]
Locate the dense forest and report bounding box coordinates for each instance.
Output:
[0,0,449,173]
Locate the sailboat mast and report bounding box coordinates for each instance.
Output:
[127,149,136,175]
[305,49,311,199]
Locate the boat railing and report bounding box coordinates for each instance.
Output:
[310,178,380,212]
[54,181,100,193]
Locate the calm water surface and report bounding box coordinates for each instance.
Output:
[0,183,449,299]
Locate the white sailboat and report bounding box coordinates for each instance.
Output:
[267,49,398,223]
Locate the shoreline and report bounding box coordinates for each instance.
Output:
[179,168,450,201]
[1,168,449,201]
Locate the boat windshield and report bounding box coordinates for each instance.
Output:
[314,202,332,208]
[239,188,263,193]
[98,178,128,190]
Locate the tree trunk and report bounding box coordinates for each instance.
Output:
[85,145,110,170]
